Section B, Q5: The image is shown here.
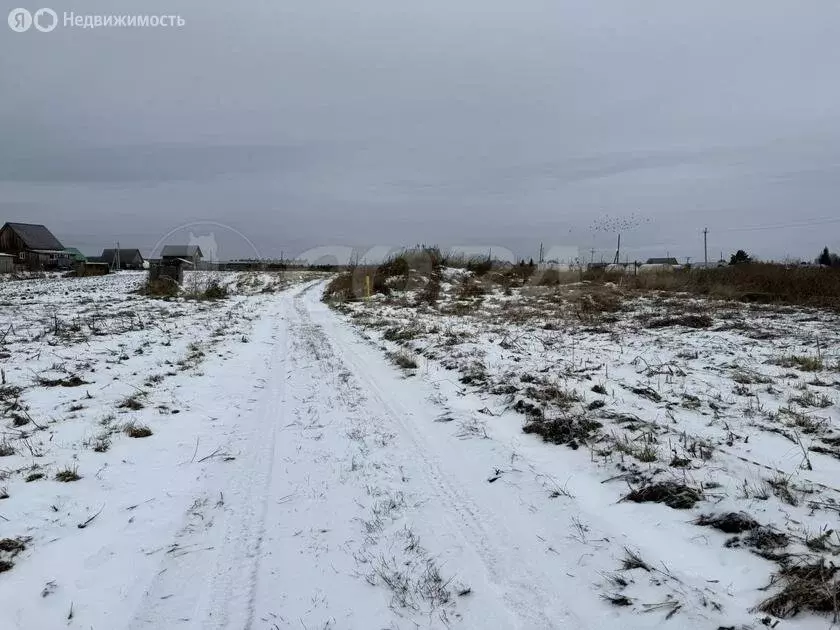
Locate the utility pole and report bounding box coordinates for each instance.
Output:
[115,241,120,271]
[613,233,621,264]
[589,248,595,265]
[538,242,544,264]
[703,228,708,266]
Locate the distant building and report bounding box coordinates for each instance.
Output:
[64,248,87,264]
[161,245,203,265]
[100,248,145,270]
[0,222,70,270]
[645,257,680,266]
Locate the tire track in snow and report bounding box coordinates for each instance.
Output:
[129,281,577,629]
[297,288,581,630]
[126,296,291,630]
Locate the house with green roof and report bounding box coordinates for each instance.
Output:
[64,248,87,263]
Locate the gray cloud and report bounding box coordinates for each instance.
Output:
[1,0,839,261]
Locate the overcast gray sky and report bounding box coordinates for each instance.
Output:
[2,0,840,262]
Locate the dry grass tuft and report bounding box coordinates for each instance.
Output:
[388,350,418,370]
[141,277,180,298]
[323,273,355,302]
[89,433,111,452]
[117,393,146,410]
[621,547,652,572]
[36,374,90,388]
[0,537,28,574]
[124,422,153,438]
[695,512,758,534]
[774,355,825,372]
[523,415,602,449]
[198,280,228,300]
[623,482,702,509]
[758,559,840,619]
[55,466,81,482]
[646,314,713,329]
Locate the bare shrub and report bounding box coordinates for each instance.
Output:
[199,280,228,300]
[323,273,355,302]
[456,277,486,300]
[140,277,179,298]
[388,350,418,370]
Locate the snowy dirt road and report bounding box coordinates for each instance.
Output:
[5,278,782,629]
[125,282,797,630]
[126,282,592,630]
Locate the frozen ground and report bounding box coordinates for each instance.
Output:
[334,268,840,628]
[1,270,839,629]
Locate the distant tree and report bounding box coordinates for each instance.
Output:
[816,247,840,267]
[729,249,752,265]
[528,258,535,267]
[818,247,833,266]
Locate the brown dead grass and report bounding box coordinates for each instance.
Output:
[623,482,702,509]
[758,559,840,619]
[125,423,153,438]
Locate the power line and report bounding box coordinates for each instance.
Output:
[720,216,840,233]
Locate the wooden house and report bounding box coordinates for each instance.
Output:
[0,222,70,270]
[161,245,202,265]
[100,248,145,270]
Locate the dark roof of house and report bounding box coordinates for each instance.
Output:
[645,257,680,265]
[100,249,144,264]
[2,222,64,251]
[161,245,202,258]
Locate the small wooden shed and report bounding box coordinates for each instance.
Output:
[75,261,110,277]
[149,258,193,284]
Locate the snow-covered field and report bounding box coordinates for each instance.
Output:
[2,269,839,629]
[0,270,323,628]
[334,268,840,628]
